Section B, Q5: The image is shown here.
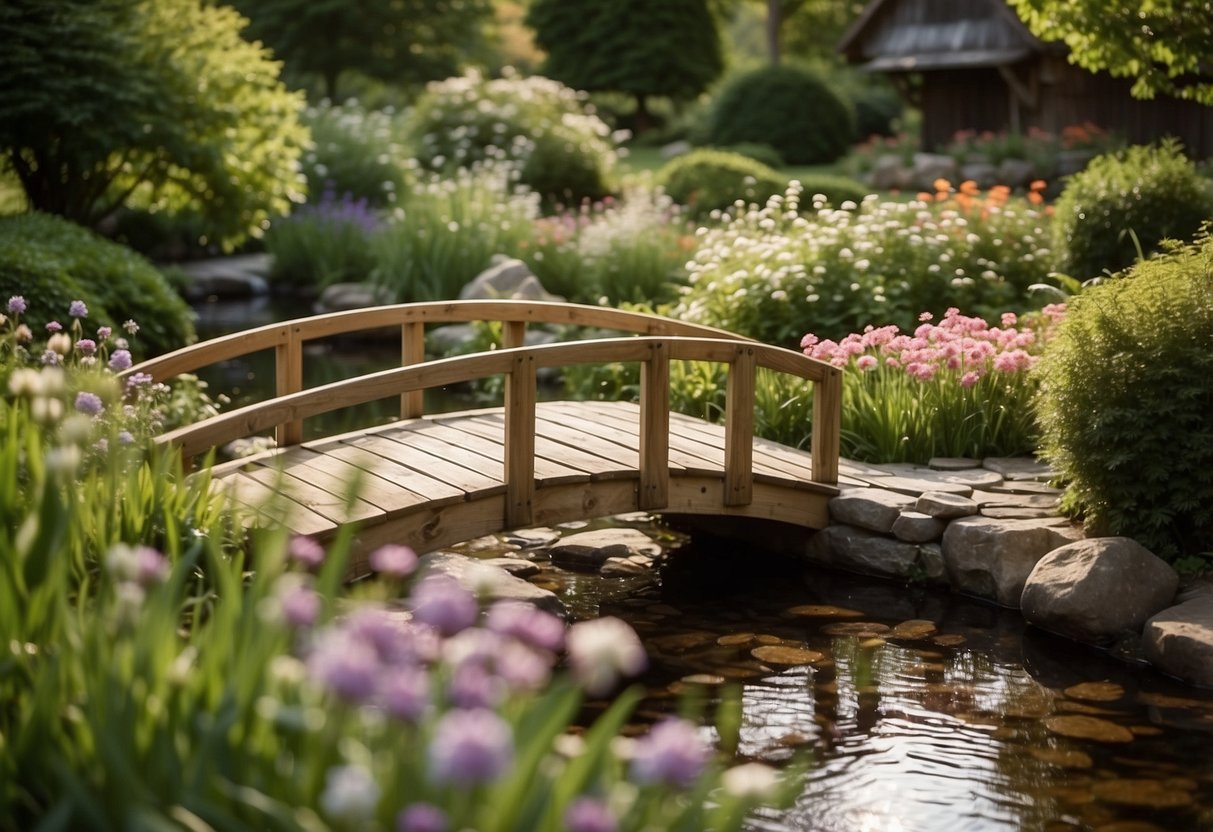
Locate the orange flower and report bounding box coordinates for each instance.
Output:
[916,191,934,202]
[1029,179,1047,191]
[1027,191,1044,205]
[959,179,979,196]
[933,178,952,193]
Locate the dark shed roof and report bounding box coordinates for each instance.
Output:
[839,0,1054,71]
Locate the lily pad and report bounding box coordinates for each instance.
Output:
[1044,715,1135,743]
[1090,779,1194,808]
[1030,747,1093,769]
[821,622,891,637]
[716,633,756,647]
[889,619,939,641]
[751,645,826,666]
[786,604,864,619]
[1064,681,1125,702]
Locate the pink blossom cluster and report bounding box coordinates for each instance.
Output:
[801,305,1065,387]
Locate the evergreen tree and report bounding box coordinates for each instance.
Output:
[527,0,725,133]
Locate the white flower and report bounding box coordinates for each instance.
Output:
[722,762,781,799]
[566,617,646,695]
[320,764,380,823]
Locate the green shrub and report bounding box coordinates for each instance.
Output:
[265,190,382,291]
[1035,233,1213,561]
[703,66,855,166]
[658,149,788,218]
[1052,140,1213,280]
[0,213,194,357]
[795,174,870,208]
[302,102,413,207]
[713,143,785,169]
[404,69,622,206]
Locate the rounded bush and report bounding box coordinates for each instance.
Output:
[713,143,785,169]
[404,69,621,205]
[0,213,195,357]
[795,174,870,208]
[1035,233,1213,560]
[658,149,788,218]
[302,102,413,208]
[703,66,855,166]
[1052,140,1213,280]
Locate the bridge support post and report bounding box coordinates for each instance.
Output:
[275,325,303,446]
[724,346,755,506]
[401,321,425,419]
[812,366,842,486]
[504,352,536,528]
[638,341,669,510]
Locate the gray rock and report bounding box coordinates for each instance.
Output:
[981,457,1053,481]
[917,543,947,584]
[915,491,979,520]
[997,158,1036,188]
[911,153,959,192]
[828,488,916,533]
[891,511,946,543]
[661,140,693,159]
[482,557,541,578]
[928,457,980,471]
[418,552,565,617]
[601,557,652,578]
[805,524,920,579]
[981,506,1062,520]
[969,490,1061,509]
[873,476,973,498]
[460,258,561,302]
[558,528,663,558]
[935,468,1005,488]
[868,154,907,191]
[502,528,561,549]
[178,253,272,300]
[1021,537,1179,645]
[960,161,999,189]
[941,516,1083,607]
[1144,596,1213,688]
[314,282,395,313]
[549,544,621,572]
[985,480,1063,496]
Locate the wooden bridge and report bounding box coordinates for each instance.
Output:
[126,301,842,574]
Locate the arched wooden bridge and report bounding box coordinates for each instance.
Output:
[126,301,842,575]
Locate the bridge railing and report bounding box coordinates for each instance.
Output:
[127,301,841,525]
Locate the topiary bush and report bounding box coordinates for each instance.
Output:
[404,69,622,206]
[702,65,855,166]
[0,213,195,357]
[1052,140,1213,280]
[1035,232,1213,562]
[658,149,788,218]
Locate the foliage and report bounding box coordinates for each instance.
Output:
[1035,234,1213,560]
[371,163,541,303]
[1009,0,1213,105]
[265,189,383,290]
[405,69,624,206]
[943,123,1122,181]
[703,65,855,166]
[0,213,194,357]
[527,0,724,130]
[658,149,789,219]
[713,143,786,169]
[804,306,1062,463]
[0,0,307,251]
[1051,140,1213,280]
[521,191,695,305]
[234,0,493,101]
[672,181,1057,348]
[301,102,414,207]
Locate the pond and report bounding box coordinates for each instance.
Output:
[194,296,1213,831]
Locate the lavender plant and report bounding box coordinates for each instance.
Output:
[266,187,384,290]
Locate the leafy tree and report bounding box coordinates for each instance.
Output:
[1010,0,1213,104]
[527,0,725,133]
[0,0,307,250]
[234,0,494,102]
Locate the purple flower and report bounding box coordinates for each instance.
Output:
[396,803,448,832]
[106,544,169,588]
[125,372,154,389]
[494,641,551,692]
[344,607,436,665]
[117,430,134,445]
[97,326,112,339]
[448,661,504,709]
[109,349,132,371]
[377,665,429,721]
[45,320,62,333]
[369,543,418,578]
[564,797,617,832]
[280,585,321,628]
[7,295,26,315]
[307,629,380,702]
[428,708,514,786]
[76,338,96,355]
[40,350,61,366]
[287,535,325,569]
[629,718,710,789]
[75,391,104,416]
[410,575,478,636]
[68,300,88,318]
[486,600,565,653]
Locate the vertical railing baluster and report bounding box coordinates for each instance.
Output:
[401,320,424,419]
[504,351,536,528]
[812,366,842,486]
[503,320,527,350]
[724,345,755,505]
[638,341,669,510]
[275,324,303,446]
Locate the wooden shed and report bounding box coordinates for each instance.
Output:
[838,0,1213,158]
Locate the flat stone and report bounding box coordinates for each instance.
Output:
[941,516,1084,607]
[600,557,651,578]
[935,468,1005,488]
[805,524,920,579]
[985,480,1064,496]
[828,488,915,533]
[502,527,561,549]
[1144,596,1213,688]
[549,544,622,572]
[481,557,541,578]
[455,535,520,555]
[892,511,946,543]
[557,528,662,558]
[915,491,979,520]
[970,490,1063,509]
[981,456,1054,481]
[1022,537,1178,645]
[928,457,980,471]
[917,543,947,584]
[981,506,1062,519]
[314,281,394,313]
[418,552,565,617]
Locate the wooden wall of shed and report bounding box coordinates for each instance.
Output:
[921,68,1011,150]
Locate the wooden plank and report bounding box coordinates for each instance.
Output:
[275,327,304,446]
[214,471,332,536]
[724,346,755,506]
[570,402,724,475]
[372,424,505,484]
[535,402,690,472]
[504,353,536,527]
[401,321,425,419]
[271,446,433,513]
[307,438,468,505]
[242,462,383,524]
[812,365,842,486]
[404,418,588,485]
[345,433,504,495]
[451,412,632,479]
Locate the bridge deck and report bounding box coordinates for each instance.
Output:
[211,399,839,574]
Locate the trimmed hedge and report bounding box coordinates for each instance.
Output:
[658,149,788,218]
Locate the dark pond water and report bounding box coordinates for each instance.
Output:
[454,520,1213,832]
[195,297,1213,831]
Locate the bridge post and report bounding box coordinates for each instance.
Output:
[724,346,755,506]
[812,366,842,486]
[638,341,670,509]
[504,351,536,528]
[401,321,425,419]
[275,324,303,446]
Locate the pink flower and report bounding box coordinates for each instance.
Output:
[855,355,878,371]
[1001,312,1018,328]
[959,371,981,388]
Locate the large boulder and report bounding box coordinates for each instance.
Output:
[459,257,561,302]
[828,488,915,533]
[941,516,1082,606]
[1144,596,1213,688]
[806,524,921,580]
[1021,537,1178,644]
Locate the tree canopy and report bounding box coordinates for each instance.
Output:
[0,0,307,250]
[526,0,724,131]
[1009,0,1213,105]
[234,0,494,102]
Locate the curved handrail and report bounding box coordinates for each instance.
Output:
[155,333,842,527]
